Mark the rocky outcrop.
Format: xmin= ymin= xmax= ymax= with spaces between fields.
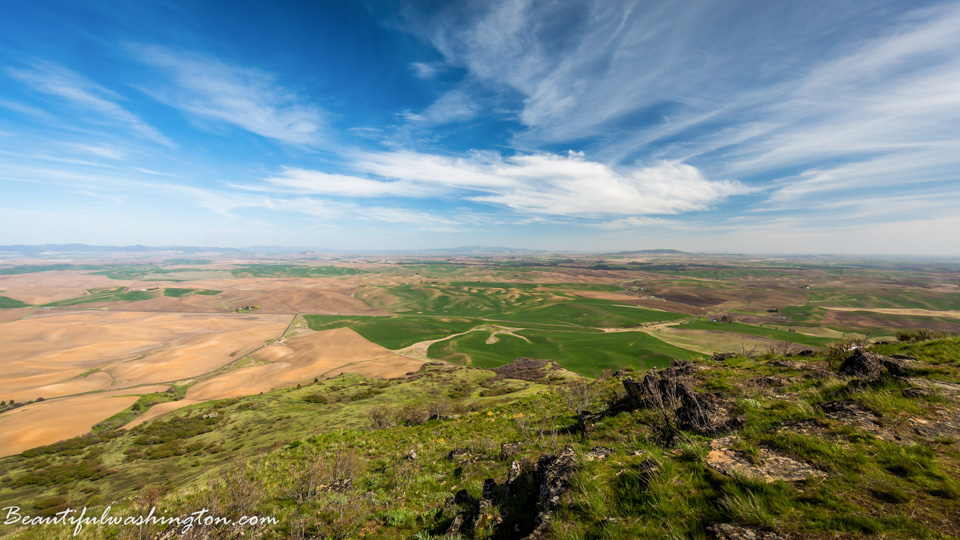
xmin=838 ymin=349 xmax=913 ymax=380
xmin=444 ymin=489 xmax=479 ymax=536
xmin=500 ymin=442 xmax=523 ymax=460
xmin=585 ymin=446 xmax=613 ymax=461
xmin=439 ymin=447 xmax=579 ymax=539
xmin=707 ymin=522 xmax=786 ymax=540
xmin=818 ymin=400 xmax=891 ymax=440
xmin=491 ymin=358 xmax=562 ymax=382
xmin=525 ymin=445 xmax=578 ymax=539
xmin=624 ymin=365 xmax=740 ymax=435
xmin=706 ymin=436 xmax=827 ymax=483
xmin=905 ymin=377 xmax=960 ymax=401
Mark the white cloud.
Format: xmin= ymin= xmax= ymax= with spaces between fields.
xmin=131 ymin=45 xmax=325 ymax=146
xmin=403 ymin=89 xmax=479 ymax=126
xmin=409 ymin=61 xmax=443 ymax=79
xmin=398 ymin=1 xmax=960 ymax=231
xmin=258 ymin=168 xmax=437 ymax=198
xmin=6 ymin=62 xmax=174 ymax=147
xmin=253 ymin=149 xmax=751 ymax=217
xmin=67 ymin=144 xmax=125 ymax=160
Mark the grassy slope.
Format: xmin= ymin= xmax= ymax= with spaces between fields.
xmin=0 ymin=296 xmax=30 ymax=308
xmin=231 ymin=264 xmax=366 ymax=278
xmin=162 ymin=288 xmax=221 ymax=297
xmin=1 ymin=339 xmax=958 ymax=538
xmin=356 ymin=284 xmax=685 ymax=326
xmin=304 ymin=315 xmax=480 ymax=350
xmin=41 ymin=287 xmax=162 ymax=307
xmin=428 ymin=329 xmax=699 ymax=374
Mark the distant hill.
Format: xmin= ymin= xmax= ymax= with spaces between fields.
xmin=0 ymin=244 xmax=247 ymax=255
xmin=608 ymin=248 xmax=690 ymax=255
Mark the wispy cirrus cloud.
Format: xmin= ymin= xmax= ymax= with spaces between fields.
xmin=408 ymin=61 xmax=444 ymax=79
xmin=6 ymin=61 xmax=174 ymax=147
xmin=130 ymin=45 xmax=325 ymax=146
xmin=397 ymin=0 xmax=960 ymax=230
xmin=402 ymin=88 xmax=479 ymax=126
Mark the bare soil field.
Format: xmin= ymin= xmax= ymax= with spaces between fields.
xmin=571 ymin=290 xmax=705 ymax=315
xmin=826 ymin=307 xmax=960 ymax=319
xmin=0 ymin=307 xmax=33 ymax=322
xmin=86 ymin=279 xmax=393 ymax=315
xmin=0 ymin=385 xmax=170 ymax=458
xmin=0 ymin=310 xmax=290 ymax=402
xmin=642 ymin=327 xmax=786 ymax=355
xmin=125 ymin=328 xmax=423 ymax=427
xmin=823 ymin=310 xmax=960 ymax=332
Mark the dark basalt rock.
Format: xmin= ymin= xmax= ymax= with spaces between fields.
xmin=447 ymin=448 xmax=470 ymax=461
xmin=624 ymin=366 xmax=740 ymax=434
xmin=839 ymin=349 xmax=914 ymax=380
xmin=500 ymin=441 xmax=522 ymax=460
xmin=524 ymin=445 xmax=578 ymax=539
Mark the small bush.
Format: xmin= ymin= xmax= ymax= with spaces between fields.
xmin=397 ymin=404 xmax=429 ymax=426
xmin=368 ymin=405 xmax=395 ymax=429
xmin=897 ymin=329 xmax=950 ymax=342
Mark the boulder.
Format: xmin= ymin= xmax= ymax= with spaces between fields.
xmin=838 ymin=349 xmax=914 ymax=380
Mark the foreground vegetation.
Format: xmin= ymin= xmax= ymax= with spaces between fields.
xmin=1 ymin=333 xmax=958 ymax=539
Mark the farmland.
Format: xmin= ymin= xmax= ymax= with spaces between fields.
xmin=1 ymin=251 xmax=958 ymax=460
xmin=1 ymin=251 xmax=959 ymax=538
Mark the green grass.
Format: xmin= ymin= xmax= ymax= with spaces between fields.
xmin=444 ymin=281 xmax=622 ymax=292
xmin=162 ymin=287 xmax=222 ymax=297
xmin=780 ymin=304 xmax=827 ymax=322
xmin=41 ymin=286 xmax=163 ymax=307
xmin=676 ymin=320 xmax=836 ymax=347
xmin=231 ymin=264 xmax=367 ymax=278
xmin=428 ymin=328 xmax=699 ymax=374
xmin=358 ymin=284 xmax=684 ymax=327
xmin=504 ymin=298 xmax=686 ymax=327
xmin=2 ymin=336 xmax=960 ymax=539
xmin=0 ymin=295 xmax=30 ymax=308
xmin=304 ymin=315 xmax=479 ymax=349
xmin=0 ymin=264 xmax=101 ymax=275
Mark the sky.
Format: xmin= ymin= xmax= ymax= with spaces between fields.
xmin=1 ymin=0 xmax=959 ymax=254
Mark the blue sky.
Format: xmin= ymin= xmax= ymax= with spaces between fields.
xmin=2 ymin=0 xmax=959 ymax=254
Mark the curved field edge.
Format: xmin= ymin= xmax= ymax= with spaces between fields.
xmin=426 ymin=328 xmax=700 ymax=374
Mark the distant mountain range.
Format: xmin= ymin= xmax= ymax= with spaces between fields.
xmin=0 ymin=244 xmax=549 ymax=256
xmin=0 ymin=244 xmax=248 ymax=255
xmin=0 ymin=244 xmax=699 ymax=257
xmin=608 ymin=249 xmax=690 ymax=255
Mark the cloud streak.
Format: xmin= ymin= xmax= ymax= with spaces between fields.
xmin=6 ymin=62 xmax=174 ymax=147
xmin=131 ymin=45 xmax=325 ymax=146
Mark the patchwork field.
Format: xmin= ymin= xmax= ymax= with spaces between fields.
xmin=1 ymin=252 xmax=958 ymax=459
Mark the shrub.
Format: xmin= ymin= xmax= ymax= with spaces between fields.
xmin=897 ymin=329 xmax=950 ymax=342
xmin=397 ymin=403 xmax=430 ymax=426
xmin=368 ymin=405 xmax=395 ymax=429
